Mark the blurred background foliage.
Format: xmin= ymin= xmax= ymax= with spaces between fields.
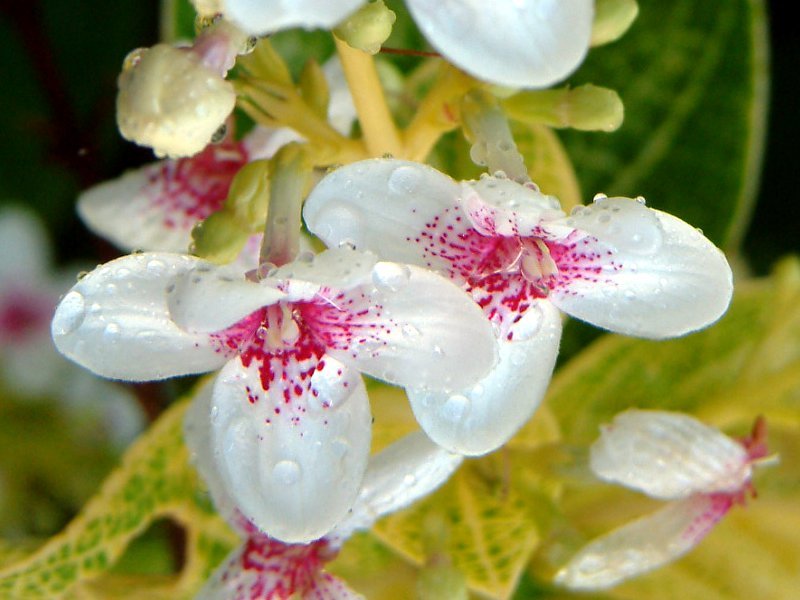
xmin=0 ymin=0 xmax=798 ymax=598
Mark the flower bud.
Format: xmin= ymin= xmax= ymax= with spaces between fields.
xmin=592 ymin=0 xmax=639 ymax=46
xmin=334 ymin=0 xmax=396 ymax=55
xmin=116 ymin=44 xmax=235 ymax=158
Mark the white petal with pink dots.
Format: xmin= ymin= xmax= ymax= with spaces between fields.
xmin=555 ymin=494 xmax=734 ymax=590
xmin=542 ymin=198 xmax=733 ymax=339
xmin=211 ymin=354 xmax=372 ymax=543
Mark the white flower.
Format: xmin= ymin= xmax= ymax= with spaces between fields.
xmin=51 ymin=247 xmax=495 ymax=541
xmin=555 ymin=409 xmax=769 ymax=590
xmin=217 ymin=0 xmax=594 ymax=88
xmin=84 ymin=58 xmax=355 ymax=257
xmin=0 ymin=208 xmax=144 ymax=448
xmin=303 ymin=159 xmax=733 ymax=456
xmin=184 ymin=380 xmax=462 ymax=599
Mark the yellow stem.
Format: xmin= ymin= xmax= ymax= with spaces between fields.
xmin=335 ymin=36 xmax=402 ymax=157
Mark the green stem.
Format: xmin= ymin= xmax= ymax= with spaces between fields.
xmin=335 ymin=36 xmax=402 ymax=157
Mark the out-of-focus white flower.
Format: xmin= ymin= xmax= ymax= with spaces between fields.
xmin=213 ymin=0 xmax=593 ymax=88
xmin=51 ymin=247 xmax=495 ymax=542
xmin=0 ymin=208 xmax=144 ymax=448
xmin=555 ymin=409 xmax=770 ymax=590
xmin=304 ymin=159 xmax=733 ymax=456
xmin=185 ymin=380 xmax=462 ymax=599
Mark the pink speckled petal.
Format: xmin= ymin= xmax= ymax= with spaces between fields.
xmin=590 ymin=410 xmax=751 ymax=500
xmin=406 ymin=0 xmax=593 ymax=88
xmin=196 ymin=535 xmax=363 ymax=600
xmin=224 ymin=0 xmax=364 ymax=35
xmin=210 ymin=353 xmax=371 ymax=543
xmin=78 ymin=140 xmax=249 ymax=253
xmin=331 ymin=431 xmax=463 ymax=541
xmin=51 ymin=253 xmax=229 ymax=381
xmin=542 ymin=198 xmax=733 ymax=338
xmin=304 ymin=159 xmax=466 ymax=280
xmin=555 ymin=494 xmax=734 ymax=590
xmin=301 ymin=261 xmax=496 ymax=392
xmin=459 ymin=177 xmax=564 ymax=238
xmin=407 ymin=300 xmax=561 ymax=455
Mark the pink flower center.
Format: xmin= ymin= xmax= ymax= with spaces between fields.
xmin=0 ymin=288 xmax=53 ymax=344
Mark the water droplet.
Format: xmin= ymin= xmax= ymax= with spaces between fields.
xmin=635 ymin=196 xmax=647 ymax=205
xmin=122 ymin=48 xmax=146 ymax=71
xmin=403 ymin=473 xmax=417 ymax=486
xmin=331 ymin=437 xmax=349 ymax=459
xmin=210 ymin=405 xmax=220 ymax=422
xmin=471 ymin=383 xmax=484 ymax=397
xmin=54 ymin=291 xmax=86 ymax=335
xmin=255 ymin=325 xmax=269 ymax=339
xmin=371 ymin=262 xmax=411 ymax=292
xmin=272 ymin=460 xmax=301 ymax=485
xmin=441 ymin=394 xmax=470 ymax=423
xmin=210 ymin=122 xmax=227 ymax=144
xmin=593 ymin=192 xmax=608 ymax=202
xmin=103 ymin=322 xmax=121 ymax=341
xmin=338 ymin=239 xmax=357 ymax=250
xmin=401 ymin=323 xmax=421 ymax=339
xmin=113 ymin=267 xmax=131 ymax=280
xmin=432 ymin=345 xmax=445 ymax=357
xmin=623 ymin=289 xmax=636 ymax=299
xmin=147 ymin=259 xmax=166 ymax=275
xmin=388 ymin=165 xmax=421 ymax=195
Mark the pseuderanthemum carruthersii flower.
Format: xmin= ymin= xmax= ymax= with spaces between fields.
xmin=51 ymin=246 xmax=495 ymax=542
xmin=303 ymin=159 xmax=733 ymax=456
xmin=185 ymin=380 xmax=463 ymax=599
xmin=555 ymin=409 xmax=769 ymax=590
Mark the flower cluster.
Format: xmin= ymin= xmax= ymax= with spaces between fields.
xmin=43 ymin=1 xmax=762 ymax=596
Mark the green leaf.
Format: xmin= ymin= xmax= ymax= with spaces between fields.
xmin=562 ymin=0 xmax=769 ymax=249
xmin=373 ymin=465 xmax=541 ymax=599
xmin=0 ymin=389 xmax=236 ymax=599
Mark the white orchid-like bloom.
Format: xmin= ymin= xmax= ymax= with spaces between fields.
xmin=208 ymin=0 xmax=594 ymax=88
xmin=556 ymin=409 xmax=769 ymax=590
xmin=0 ymin=208 xmax=144 ymax=448
xmin=51 ymin=245 xmax=494 ymax=542
xmin=88 ymin=59 xmax=356 ymax=255
xmin=303 ymin=159 xmax=733 ymax=456
xmin=185 ymin=381 xmax=462 ymax=599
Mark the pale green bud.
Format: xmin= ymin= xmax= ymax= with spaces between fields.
xmin=334 ymin=0 xmax=396 ymax=55
xmin=592 ymin=0 xmax=639 ymax=46
xmin=117 ymin=44 xmax=235 ymax=158
xmin=502 ymin=84 xmax=624 ymax=132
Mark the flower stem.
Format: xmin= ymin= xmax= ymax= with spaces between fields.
xmin=334 ymin=36 xmax=402 ymax=157
xmin=260 ymin=143 xmax=311 ymax=269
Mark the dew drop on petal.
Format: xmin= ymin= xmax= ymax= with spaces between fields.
xmin=403 ymin=473 xmax=417 ymax=485
xmin=272 ymin=460 xmax=301 ymax=485
xmin=593 ymin=192 xmax=608 ymax=203
xmin=103 ymin=322 xmax=121 ymax=341
xmin=113 ymin=267 xmax=131 ymax=280
xmin=314 ymin=204 xmax=363 ymax=247
xmin=388 ymin=165 xmax=421 ymax=195
xmin=147 ymin=259 xmax=166 ymax=275
xmin=441 ymin=394 xmax=470 ymax=423
xmin=54 ymin=291 xmax=86 ymax=335
xmin=401 ymin=323 xmax=421 ymax=339
xmin=371 ymin=262 xmax=411 ymax=292
xmin=331 ymin=437 xmax=350 ymax=459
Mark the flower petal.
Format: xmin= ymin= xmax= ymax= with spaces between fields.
xmin=407 ymin=301 xmax=561 ymax=455
xmin=330 ymin=431 xmax=463 ymax=541
xmin=77 ymin=140 xmax=249 ymax=253
xmin=543 ymin=198 xmax=733 ymax=338
xmin=183 ymin=378 xmax=240 ymax=527
xmin=405 ymin=0 xmax=593 ymax=88
xmin=210 ymin=353 xmax=372 ymax=543
xmin=196 ymin=537 xmax=363 ymax=600
xmin=0 ymin=207 xmax=49 ymax=282
xmin=167 ymin=263 xmax=284 ymax=333
xmin=51 ymin=253 xmax=229 ymax=381
xmin=223 ymin=0 xmax=364 ymax=35
xmin=302 ymin=261 xmax=497 ymax=392
xmin=303 ymin=159 xmax=465 ymax=276
xmin=590 ymin=410 xmax=751 ymax=500
xmin=555 ymin=494 xmax=734 ymax=590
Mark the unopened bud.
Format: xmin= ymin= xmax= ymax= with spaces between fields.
xmin=501 ymin=84 xmax=624 ymax=132
xmin=334 ymin=0 xmax=396 ymax=55
xmin=592 ymin=0 xmax=639 ymax=46
xmin=116 ymin=44 xmax=235 ymax=158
